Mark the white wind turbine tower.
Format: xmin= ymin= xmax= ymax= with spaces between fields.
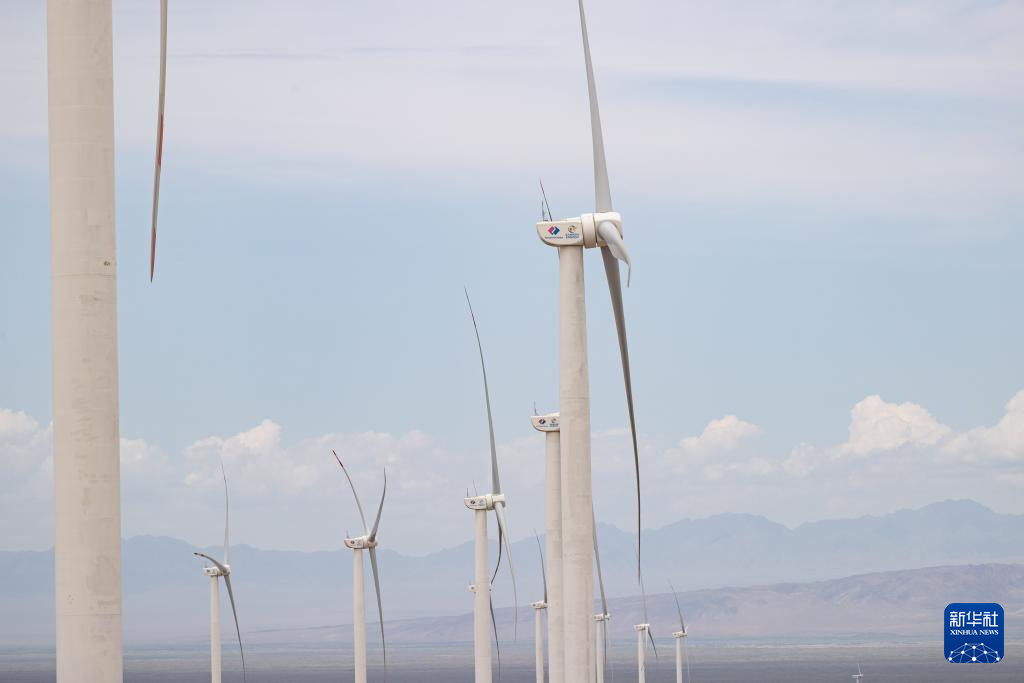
xmin=464 ymin=291 xmax=518 ymax=683
xmin=633 ymin=548 xmax=657 ymax=683
xmin=531 ymin=410 xmax=612 ymax=683
xmin=193 ymin=466 xmax=246 ymax=683
xmin=534 ymin=1 xmax=643 ymax=678
xmin=332 ymin=451 xmax=387 ymax=683
xmin=532 ymin=534 xmax=548 ymax=683
xmin=852 ymin=663 xmax=865 ymax=682
xmin=669 ymin=582 xmax=691 ymax=683
xmin=531 ymin=410 xmax=564 ymax=683
xmin=48 ymin=0 xmax=122 ymax=678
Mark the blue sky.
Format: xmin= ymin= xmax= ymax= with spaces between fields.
xmin=1 ymin=0 xmax=1022 ymax=553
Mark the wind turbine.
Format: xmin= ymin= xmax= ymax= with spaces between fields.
xmin=332 ymin=451 xmax=387 ymax=683
xmin=531 ymin=534 xmax=548 ymax=683
xmin=48 ymin=0 xmax=123 ymax=678
xmin=534 ymin=2 xmax=642 ymax=677
xmin=192 ymin=465 xmax=246 ymax=683
xmin=464 ymin=291 xmax=518 ymax=683
xmin=592 ymin=512 xmax=610 ymax=683
xmin=852 ymin=663 xmax=865 ymax=682
xmin=531 ymin=410 xmax=564 ymax=683
xmin=669 ymin=582 xmax=691 ymax=683
xmin=149 ymin=0 xmax=168 ymax=280
xmin=633 ymin=547 xmax=656 ymax=683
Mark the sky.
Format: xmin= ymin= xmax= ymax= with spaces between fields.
xmin=1 ymin=0 xmax=1022 ymax=555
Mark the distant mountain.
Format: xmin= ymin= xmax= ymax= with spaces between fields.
xmin=2 ymin=499 xmax=1021 ymax=646
xmin=248 ymin=562 xmax=1024 ymax=645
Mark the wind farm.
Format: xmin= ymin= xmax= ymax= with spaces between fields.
xmin=2 ymin=0 xmax=1023 ymax=682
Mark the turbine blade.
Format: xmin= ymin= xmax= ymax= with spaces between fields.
xmin=490 ymin=594 xmax=502 ymax=682
xmin=494 ymin=504 xmax=518 ymax=639
xmin=193 ymin=551 xmax=228 ymax=575
xmin=534 ymin=531 xmax=547 ymax=604
xmin=598 ymin=221 xmax=631 ymax=286
xmin=369 ymin=467 xmax=387 ymax=543
xmin=577 ymin=0 xmax=612 ymax=212
xmin=592 ymin=508 xmax=608 ymax=617
xmin=685 ymin=636 xmax=692 ymax=682
xmin=648 ymin=627 xmax=658 ymax=659
xmin=539 ymin=179 xmax=553 ymax=223
xmin=222 ymin=574 xmax=247 ymax=682
xmin=634 ymin=544 xmax=649 ymax=624
xmin=602 ymin=246 xmax=641 ymax=581
xmin=369 ymin=546 xmax=387 ymax=677
xmin=669 ymin=580 xmax=685 ymax=633
xmin=150 ymin=0 xmax=168 ymax=281
xmin=333 ymin=450 xmax=369 ymax=535
xmin=221 ymin=462 xmax=229 ymax=566
xmin=464 ymin=289 xmax=501 ymax=496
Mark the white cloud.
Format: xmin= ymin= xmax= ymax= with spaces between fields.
xmin=678 ymin=415 xmax=763 ymax=460
xmin=3 ymin=0 xmax=1021 ymax=220
xmin=4 ymin=390 xmax=1024 ymax=551
xmin=944 ymin=390 xmax=1024 ymax=462
xmin=836 ymin=395 xmax=951 ymax=456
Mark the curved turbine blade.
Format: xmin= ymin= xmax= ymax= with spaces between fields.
xmin=494 ymin=504 xmax=518 ymax=639
xmin=602 ymin=247 xmax=641 ymax=581
xmin=577 ymin=0 xmax=612 ymax=212
xmin=193 ymin=551 xmax=227 ymax=575
xmin=369 ymin=546 xmax=387 ymax=678
xmin=648 ymin=627 xmax=658 ymax=659
xmin=222 ymin=574 xmax=247 ymax=682
xmin=685 ymin=636 xmax=692 ymax=682
xmin=369 ymin=467 xmax=387 ymax=543
xmin=220 ymin=463 xmax=229 ymax=565
xmin=332 ymin=450 xmax=369 ymax=535
xmin=490 ymin=594 xmax=502 ymax=681
xmin=534 ymin=531 xmax=547 ymax=604
xmin=592 ymin=509 xmax=607 ymax=618
xmin=464 ymin=288 xmax=501 ymax=496
xmin=150 ymin=0 xmax=168 ymax=281
xmin=539 ymin=179 xmax=553 ymax=223
xmin=669 ymin=580 xmax=686 ymax=633
xmin=598 ymin=221 xmax=632 ymax=286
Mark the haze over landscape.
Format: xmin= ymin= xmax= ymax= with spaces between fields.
xmin=2 ymin=0 xmax=1022 ymax=680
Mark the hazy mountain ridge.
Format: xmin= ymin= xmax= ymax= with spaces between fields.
xmin=248 ymin=562 xmax=1024 ymax=644
xmin=2 ymin=499 xmax=1021 ymax=645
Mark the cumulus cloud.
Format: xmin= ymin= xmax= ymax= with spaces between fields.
xmin=4 ymin=390 xmax=1024 ymax=551
xmin=678 ymin=415 xmax=763 ymax=460
xmin=836 ymin=395 xmax=952 ymax=456
xmin=944 ymin=390 xmax=1024 ymax=463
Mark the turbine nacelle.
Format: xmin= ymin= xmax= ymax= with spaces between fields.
xmin=464 ymin=492 xmax=506 ymax=511
xmin=202 ymin=563 xmax=230 ymax=578
xmin=672 ymin=630 xmax=687 ymax=639
xmin=536 ymin=212 xmax=622 ymax=250
xmin=634 ymin=623 xmax=650 ymax=632
xmin=344 ymin=535 xmax=378 ymax=550
xmin=594 ymin=613 xmax=610 ymax=623
xmin=531 ymin=412 xmax=560 ymax=433
xmin=530 ymin=600 xmax=548 ymax=610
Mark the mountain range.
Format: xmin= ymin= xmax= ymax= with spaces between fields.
xmin=1 ymin=499 xmax=1021 ymax=645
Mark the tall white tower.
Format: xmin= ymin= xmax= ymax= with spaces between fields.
xmin=47 ymin=1 xmax=123 ymax=680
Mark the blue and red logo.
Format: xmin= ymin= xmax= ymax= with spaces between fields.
xmin=548 ymin=226 xmax=560 ymax=236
